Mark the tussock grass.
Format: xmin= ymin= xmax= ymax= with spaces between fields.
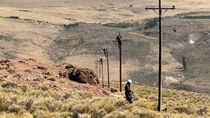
xmin=0 ymin=83 xmax=210 ymax=117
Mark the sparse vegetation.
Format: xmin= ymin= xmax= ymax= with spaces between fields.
xmin=6 ymin=16 xmax=20 ymax=20
xmin=103 ymin=22 xmax=137 ymax=29
xmin=180 ymin=15 xmax=210 ymax=19
xmin=64 ymin=23 xmax=80 ymax=29
xmin=103 ymin=18 xmax=158 ymax=31
xmin=1 ymin=82 xmax=17 ymax=89
xmin=0 ymin=83 xmax=210 ymax=117
xmin=129 ymin=4 xmax=133 ymax=8
xmin=143 ymin=18 xmax=158 ymax=29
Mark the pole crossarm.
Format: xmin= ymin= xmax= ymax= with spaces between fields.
xmin=145 ymin=7 xmax=175 ymax=10
xmin=145 ymin=6 xmax=175 ymax=16
xmin=101 ymin=48 xmax=108 ymax=58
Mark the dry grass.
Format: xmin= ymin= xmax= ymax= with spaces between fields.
xmin=0 ymin=83 xmax=210 ymax=118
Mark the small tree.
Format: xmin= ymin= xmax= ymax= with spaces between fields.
xmin=182 ymin=56 xmax=187 ymax=71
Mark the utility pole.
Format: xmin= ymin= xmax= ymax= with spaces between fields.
xmin=113 ymin=32 xmax=127 ymax=92
xmin=99 ymin=58 xmax=104 ymax=88
xmin=102 ymin=48 xmax=110 ymax=89
xmin=95 ymin=60 xmax=99 ymax=76
xmin=145 ymin=0 xmax=175 ymax=111
xmin=96 ymin=59 xmax=101 ymax=78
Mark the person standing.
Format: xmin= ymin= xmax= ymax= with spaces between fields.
xmin=125 ymin=79 xmax=133 ymax=104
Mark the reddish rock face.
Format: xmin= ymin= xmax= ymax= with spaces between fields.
xmin=0 ymin=58 xmax=108 ymax=96
xmin=59 ymin=64 xmax=99 ymax=85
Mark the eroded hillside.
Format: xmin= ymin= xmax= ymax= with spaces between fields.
xmin=0 ymin=0 xmax=210 ymax=94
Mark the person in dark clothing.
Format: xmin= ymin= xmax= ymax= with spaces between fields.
xmin=125 ymin=79 xmax=133 ymax=104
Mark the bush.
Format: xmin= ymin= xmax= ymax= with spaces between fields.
xmin=6 ymin=16 xmax=20 ymax=19
xmin=174 ymin=106 xmax=196 ymax=115
xmin=64 ymin=23 xmax=79 ymax=29
xmin=181 ymin=15 xmax=210 ymax=19
xmin=139 ymin=112 xmax=160 ymax=118
xmin=0 ymin=113 xmax=17 ymax=118
xmin=8 ymin=104 xmax=24 ymax=113
xmin=144 ymin=18 xmax=158 ymax=29
xmin=71 ymin=104 xmax=89 ymax=114
xmin=104 ymin=110 xmax=132 ymax=118
xmin=21 ymin=112 xmax=33 ymax=118
xmin=115 ymin=100 xmax=127 ymax=107
xmin=0 ymin=95 xmax=12 ymax=111
xmin=19 ymin=85 xmax=27 ymax=92
xmin=1 ymin=82 xmax=17 ymax=89
xmin=103 ymin=22 xmax=136 ymax=29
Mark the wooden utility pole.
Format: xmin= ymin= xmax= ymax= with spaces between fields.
xmin=113 ymin=32 xmax=127 ymax=92
xmin=97 ymin=59 xmax=101 ymax=78
xmin=102 ymin=48 xmax=110 ymax=89
xmin=145 ymin=0 xmax=175 ymax=111
xmin=99 ymin=58 xmax=104 ymax=87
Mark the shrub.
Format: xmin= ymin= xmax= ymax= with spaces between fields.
xmin=64 ymin=23 xmax=79 ymax=29
xmin=43 ymin=99 xmax=64 ymax=112
xmin=6 ymin=16 xmax=20 ymax=19
xmin=96 ymin=109 xmax=107 ymax=118
xmin=19 ymin=85 xmax=27 ymax=92
xmin=124 ymin=104 xmax=134 ymax=111
xmin=103 ymin=22 xmax=135 ymax=28
xmin=1 ymin=82 xmax=17 ymax=89
xmin=181 ymin=15 xmax=210 ymax=19
xmin=40 ymin=85 xmax=48 ymax=91
xmin=115 ymin=100 xmax=127 ymax=107
xmin=71 ymin=104 xmax=89 ymax=114
xmin=0 ymin=113 xmax=17 ymax=118
xmin=182 ymin=56 xmax=187 ymax=71
xmin=21 ymin=112 xmax=33 ymax=118
xmin=45 ymin=112 xmax=72 ymax=118
xmin=174 ymin=106 xmax=196 ymax=115
xmin=8 ymin=104 xmax=24 ymax=113
xmin=0 ymin=95 xmax=12 ymax=111
xmin=32 ymin=110 xmax=45 ymax=118
xmin=104 ymin=110 xmax=131 ymax=118
xmin=78 ymin=92 xmax=92 ymax=99
xmin=144 ymin=18 xmax=158 ymax=29
xmin=139 ymin=111 xmax=161 ymax=118
xmin=92 ymin=99 xmax=115 ymax=113
xmin=25 ymin=99 xmax=33 ymax=111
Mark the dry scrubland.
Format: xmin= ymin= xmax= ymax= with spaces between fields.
xmin=0 ymin=83 xmax=210 ymax=118
xmin=1 ymin=0 xmax=210 ymax=118
xmin=0 ymin=0 xmax=210 ymax=84
xmin=0 ymin=59 xmax=209 ymax=118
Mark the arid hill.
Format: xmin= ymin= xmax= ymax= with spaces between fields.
xmin=0 ymin=58 xmax=108 ymax=96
